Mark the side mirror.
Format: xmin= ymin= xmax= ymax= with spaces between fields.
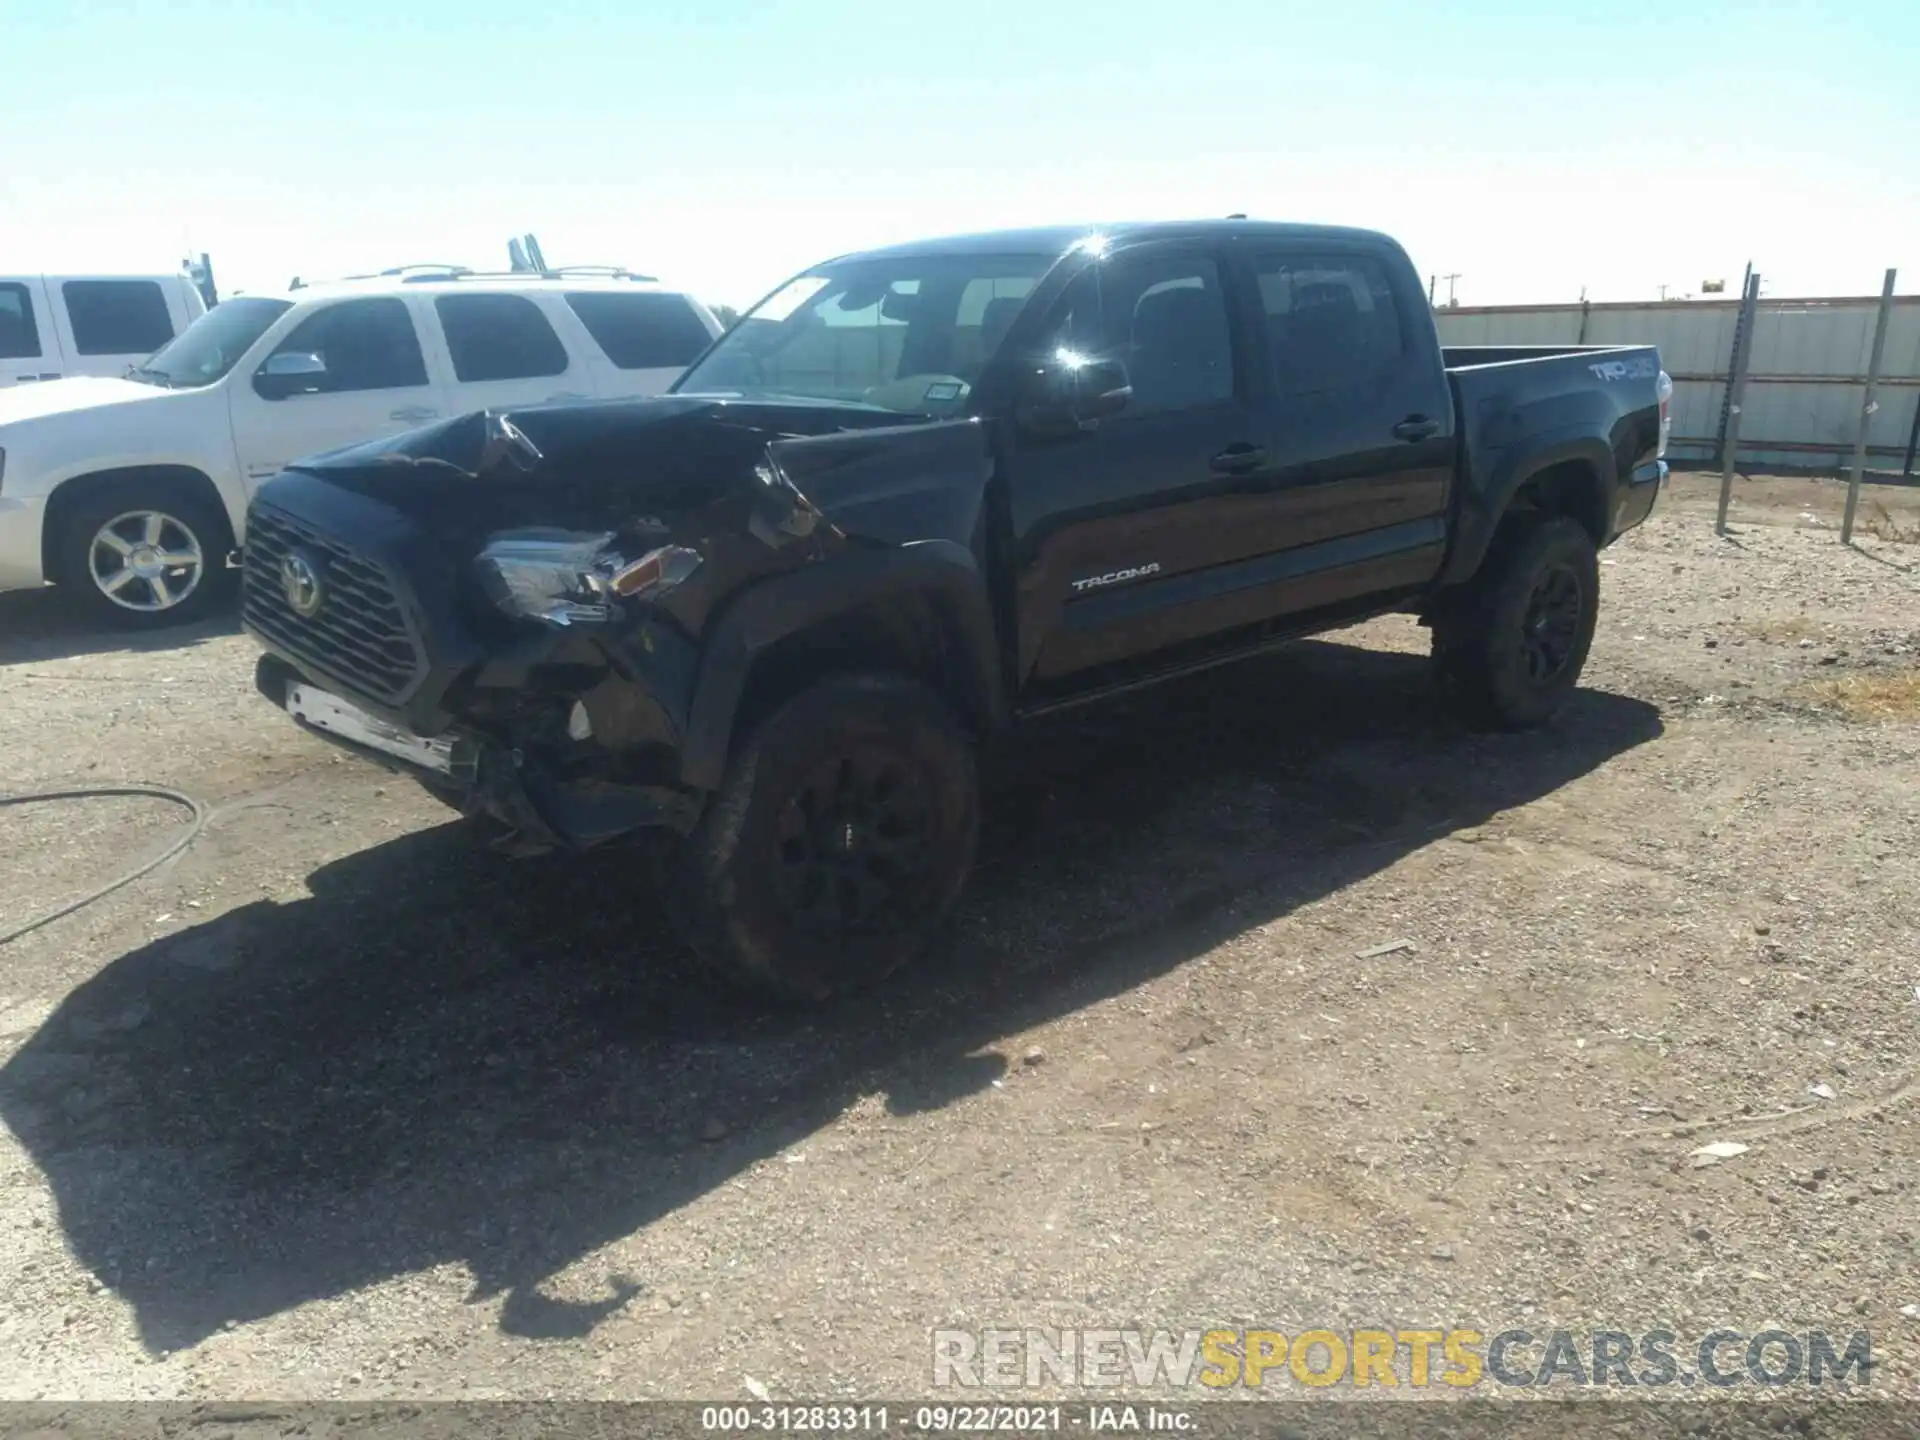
xmin=1014 ymin=351 xmax=1132 ymax=437
xmin=253 ymin=350 xmax=328 ymax=400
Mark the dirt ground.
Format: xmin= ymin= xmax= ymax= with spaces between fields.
xmin=0 ymin=470 xmax=1917 ymax=1407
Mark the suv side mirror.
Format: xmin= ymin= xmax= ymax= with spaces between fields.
xmin=254 ymin=350 xmax=328 ymax=400
xmin=1015 ymin=351 xmax=1132 ymax=437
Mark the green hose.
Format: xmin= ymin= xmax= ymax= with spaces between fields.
xmin=0 ymin=786 xmax=208 ymax=948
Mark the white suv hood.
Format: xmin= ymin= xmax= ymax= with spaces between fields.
xmin=0 ymin=376 xmax=172 ymax=424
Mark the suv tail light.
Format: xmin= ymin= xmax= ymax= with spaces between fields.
xmin=1656 ymin=369 xmax=1673 ymax=458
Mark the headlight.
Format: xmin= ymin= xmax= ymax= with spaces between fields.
xmin=473 ymin=529 xmax=700 ymax=626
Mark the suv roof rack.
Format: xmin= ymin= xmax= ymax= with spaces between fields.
xmin=290 ymin=262 xmax=661 ymax=292
xmin=396 ymin=265 xmax=661 ymax=285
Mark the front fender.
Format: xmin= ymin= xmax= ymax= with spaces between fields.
xmin=678 ymin=539 xmax=1005 ymax=792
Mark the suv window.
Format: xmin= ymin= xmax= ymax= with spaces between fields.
xmin=263 ymin=298 xmax=429 ymax=394
xmin=0 ymin=283 xmax=41 ymax=359
xmin=62 ymin=280 xmax=175 ymax=356
xmin=565 ymin=292 xmax=712 ymax=370
xmin=1049 ymin=254 xmax=1235 ymax=416
xmin=1253 ymin=252 xmax=1405 ymax=393
xmin=435 ymin=293 xmax=569 ymax=382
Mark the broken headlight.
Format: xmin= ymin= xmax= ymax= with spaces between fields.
xmin=473 ymin=529 xmax=700 ymax=627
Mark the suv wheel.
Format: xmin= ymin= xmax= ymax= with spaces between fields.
xmin=1432 ymin=514 xmax=1599 ymax=730
xmin=677 ymin=673 xmax=979 ymax=1003
xmin=58 ymin=480 xmax=236 ymax=630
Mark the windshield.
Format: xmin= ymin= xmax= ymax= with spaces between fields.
xmin=134 ymin=296 xmax=293 ymax=388
xmin=674 ymin=252 xmax=1056 ymax=415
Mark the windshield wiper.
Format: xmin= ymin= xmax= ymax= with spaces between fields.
xmin=127 ymin=365 xmax=174 ymax=389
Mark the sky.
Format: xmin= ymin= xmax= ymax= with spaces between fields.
xmin=3 ymin=0 xmax=1916 ymax=311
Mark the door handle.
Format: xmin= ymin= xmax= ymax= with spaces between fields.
xmin=1209 ymin=443 xmax=1270 ymax=475
xmin=1393 ymin=415 xmax=1440 ymax=442
xmin=389 ymin=406 xmax=439 ymax=423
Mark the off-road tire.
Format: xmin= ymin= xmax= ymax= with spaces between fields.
xmin=1432 ymin=514 xmax=1600 ymax=730
xmin=674 ymin=673 xmax=980 ymax=1004
xmin=56 ymin=477 xmax=237 ymax=631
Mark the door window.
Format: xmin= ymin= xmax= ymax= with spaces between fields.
xmin=0 ymin=284 xmax=41 ymax=359
xmin=1252 ymin=253 xmax=1405 ymax=394
xmin=435 ymin=293 xmax=569 ymax=382
xmin=62 ymin=280 xmax=176 ymax=355
xmin=261 ymin=298 xmax=429 ymax=395
xmin=1049 ymin=255 xmax=1236 ymax=416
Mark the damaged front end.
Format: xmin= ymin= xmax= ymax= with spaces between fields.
xmin=245 ymin=403 xmax=851 ymax=858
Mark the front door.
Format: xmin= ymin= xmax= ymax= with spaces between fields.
xmin=228 ymin=295 xmax=450 ymax=488
xmin=1004 ymin=242 xmax=1278 ymax=690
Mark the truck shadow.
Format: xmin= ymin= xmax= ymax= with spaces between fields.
xmin=0 ymin=636 xmax=1661 ymax=1353
xmin=0 ymin=587 xmax=241 ymax=666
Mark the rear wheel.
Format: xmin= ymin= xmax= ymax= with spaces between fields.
xmin=1432 ymin=514 xmax=1599 ymax=729
xmin=56 ymin=480 xmax=236 ymax=630
xmin=675 ymin=673 xmax=979 ymax=1003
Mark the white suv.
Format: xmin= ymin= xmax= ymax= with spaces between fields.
xmin=0 ymin=266 xmax=723 ymax=627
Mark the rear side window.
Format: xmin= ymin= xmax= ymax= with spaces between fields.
xmin=1253 ymin=253 xmax=1406 ymax=393
xmin=0 ymin=283 xmax=41 ymax=358
xmin=564 ymin=291 xmax=713 ymax=370
xmin=435 ymin=294 xmax=569 ymax=382
xmin=62 ymin=280 xmax=176 ymax=356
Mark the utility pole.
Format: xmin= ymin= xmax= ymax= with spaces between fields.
xmin=1658 ymin=284 xmax=1668 ymax=301
xmin=1428 ymin=274 xmax=1437 ymax=305
xmin=1442 ymin=273 xmax=1461 ymax=306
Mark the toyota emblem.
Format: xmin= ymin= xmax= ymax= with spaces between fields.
xmin=280 ymin=549 xmax=325 ymax=618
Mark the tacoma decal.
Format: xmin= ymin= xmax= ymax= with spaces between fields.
xmin=1071 ymin=563 xmax=1161 ymax=592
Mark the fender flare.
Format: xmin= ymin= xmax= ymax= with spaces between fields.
xmin=1440 ymin=433 xmax=1618 ymax=587
xmin=677 ymin=539 xmax=1006 ymax=792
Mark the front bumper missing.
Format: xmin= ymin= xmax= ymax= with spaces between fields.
xmin=259 ymin=655 xmax=701 ymax=853
xmin=287 ymin=682 xmax=469 ymax=778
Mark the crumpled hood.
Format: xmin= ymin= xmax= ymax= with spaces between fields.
xmin=0 ymin=375 xmax=170 ymax=427
xmin=279 ymin=395 xmax=996 ymax=551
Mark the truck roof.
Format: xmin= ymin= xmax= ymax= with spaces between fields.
xmin=839 ymin=219 xmax=1399 ymax=263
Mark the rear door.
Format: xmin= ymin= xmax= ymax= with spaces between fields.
xmin=560 ymin=290 xmax=722 ymax=397
xmin=1235 ymin=244 xmax=1454 ymax=603
xmin=0 ymin=278 xmax=60 ymax=385
xmin=422 ymin=291 xmax=592 ymax=413
xmin=1002 ymin=240 xmax=1282 ymax=688
xmin=228 ymin=295 xmax=452 ymax=486
xmin=50 ymin=277 xmax=180 ymax=380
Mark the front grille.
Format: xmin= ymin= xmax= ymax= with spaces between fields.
xmin=243 ymin=503 xmax=421 ymax=705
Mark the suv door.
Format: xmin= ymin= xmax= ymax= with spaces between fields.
xmin=423 ymin=291 xmax=590 ymax=413
xmin=0 ymin=279 xmax=59 ymax=385
xmin=228 ymin=296 xmax=450 ymax=487
xmin=1000 ymin=241 xmax=1278 ymax=690
xmin=1237 ymin=244 xmax=1454 ymax=605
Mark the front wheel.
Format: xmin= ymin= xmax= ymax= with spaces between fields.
xmin=1432 ymin=515 xmax=1600 ymax=730
xmin=56 ymin=480 xmax=237 ymax=630
xmin=674 ymin=673 xmax=980 ymax=1004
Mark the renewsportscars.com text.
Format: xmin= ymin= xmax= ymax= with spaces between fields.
xmin=932 ymin=1327 xmax=1874 ymax=1391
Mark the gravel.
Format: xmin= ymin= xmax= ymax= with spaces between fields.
xmin=0 ymin=470 xmax=1915 ymax=1403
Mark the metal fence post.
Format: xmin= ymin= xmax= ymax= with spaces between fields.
xmin=1840 ymin=268 xmax=1898 ymax=544
xmin=1716 ymin=271 xmax=1762 ymax=534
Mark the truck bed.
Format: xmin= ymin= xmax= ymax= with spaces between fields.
xmin=1434 ymin=342 xmax=1666 ymax=587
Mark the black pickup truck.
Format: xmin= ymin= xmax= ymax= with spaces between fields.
xmin=242 ymin=219 xmax=1670 ymax=1002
